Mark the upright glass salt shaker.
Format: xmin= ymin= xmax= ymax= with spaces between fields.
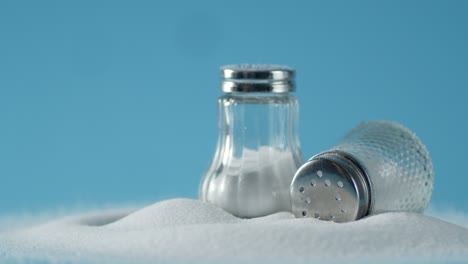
xmin=199 ymin=64 xmax=303 ymax=218
xmin=290 ymin=120 xmax=434 ymax=222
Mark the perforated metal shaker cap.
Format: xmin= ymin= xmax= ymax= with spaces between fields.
xmin=220 ymin=64 xmax=295 ymax=93
xmin=290 ymin=150 xmax=371 ymax=223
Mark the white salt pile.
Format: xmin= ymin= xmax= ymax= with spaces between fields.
xmin=0 ymin=198 xmax=467 ymax=263
xmin=203 ymin=146 xmax=300 ymax=217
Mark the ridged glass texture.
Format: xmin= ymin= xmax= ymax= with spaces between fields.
xmin=199 ymin=93 xmax=303 ymax=218
xmin=333 ymin=121 xmax=434 ymax=214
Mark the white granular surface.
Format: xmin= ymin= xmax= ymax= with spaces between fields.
xmin=0 ymin=199 xmax=467 ymax=263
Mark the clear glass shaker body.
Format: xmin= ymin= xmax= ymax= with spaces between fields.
xmin=199 ymin=65 xmax=303 ymax=218
xmin=333 ymin=120 xmax=434 ymax=214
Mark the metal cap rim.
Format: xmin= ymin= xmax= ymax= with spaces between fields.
xmin=221 ymin=64 xmax=294 ymax=81
xmin=221 ymin=80 xmax=294 ymax=93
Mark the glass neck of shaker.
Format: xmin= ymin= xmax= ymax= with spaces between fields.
xmin=217 ymin=92 xmax=301 ymax=162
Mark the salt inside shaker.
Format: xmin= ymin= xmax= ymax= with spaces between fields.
xmin=290 ymin=120 xmax=434 ymax=222
xmin=199 ymin=64 xmax=303 ymax=218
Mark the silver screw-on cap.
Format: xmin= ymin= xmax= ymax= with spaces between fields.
xmin=220 ymin=64 xmax=295 ymax=93
xmin=290 ymin=150 xmax=371 ymax=223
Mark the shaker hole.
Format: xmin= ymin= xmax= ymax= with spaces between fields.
xmin=314 ymin=212 xmax=320 ymax=219
xmin=299 ymin=187 xmax=305 ymax=193
xmin=337 ymin=181 xmax=344 ymax=188
xmin=302 ymin=211 xmax=307 ymax=217
xmin=324 ymin=179 xmax=331 ymax=187
xmin=311 ymin=179 xmax=317 ymax=186
xmin=316 ymin=170 xmax=323 ymax=177
xmin=335 ymin=194 xmax=342 ymax=201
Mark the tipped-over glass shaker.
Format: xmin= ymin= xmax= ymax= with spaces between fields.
xmin=199 ymin=64 xmax=304 ymax=218
xmin=290 ymin=120 xmax=434 ymax=222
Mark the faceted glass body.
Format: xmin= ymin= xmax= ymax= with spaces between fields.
xmin=334 ymin=121 xmax=434 ymax=214
xmin=199 ymin=93 xmax=303 ymax=218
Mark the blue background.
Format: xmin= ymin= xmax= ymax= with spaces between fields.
xmin=0 ymin=0 xmax=467 ymax=214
